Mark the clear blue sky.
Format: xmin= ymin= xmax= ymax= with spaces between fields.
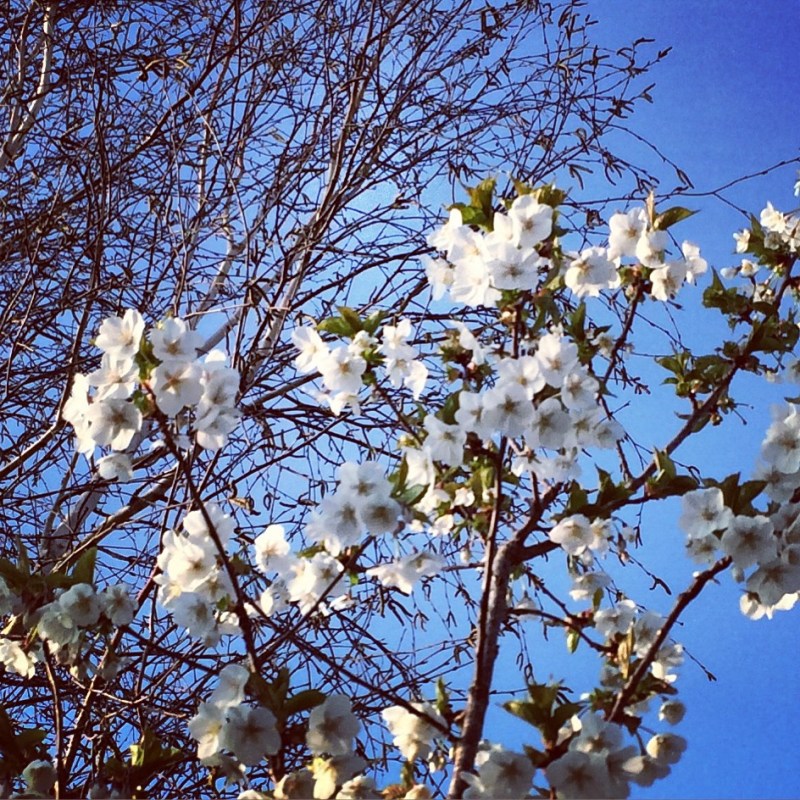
xmin=587 ymin=3 xmax=800 ymax=797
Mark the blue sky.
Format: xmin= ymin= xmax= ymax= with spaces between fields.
xmin=587 ymin=3 xmax=800 ymax=797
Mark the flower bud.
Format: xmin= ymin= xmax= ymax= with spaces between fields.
xmin=646 ymin=733 xmax=687 ymax=765
xmin=658 ymin=700 xmax=686 ymax=725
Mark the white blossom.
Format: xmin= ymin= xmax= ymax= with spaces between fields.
xmin=189 ymin=702 xmax=226 ymax=761
xmin=58 ymin=583 xmax=101 ymax=627
xmin=720 ymin=515 xmax=777 ymax=569
xmin=607 ymin=208 xmax=647 ymax=260
xmin=678 ymin=488 xmax=733 ymax=537
xmin=152 ymin=360 xmax=204 ymax=416
xmin=318 ymin=348 xmax=366 ymax=395
xmin=210 ymin=664 xmax=250 ymax=710
xmin=150 ymin=317 xmax=203 ymax=362
xmin=367 ymin=551 xmax=444 ymax=595
xmin=564 ymin=247 xmax=618 ymax=297
xmin=22 ymin=760 xmax=57 ymax=795
xmin=508 ymin=195 xmax=553 ymax=248
xmin=100 ymin=584 xmax=136 ymax=626
xmin=658 ymin=700 xmax=686 ymax=725
xmin=95 ymin=309 xmax=145 ymax=360
xmin=423 ymin=415 xmax=465 ymax=466
xmin=0 ymin=638 xmax=37 ymax=677
xmin=253 ymin=525 xmax=295 ymax=575
xmin=293 ymin=326 xmax=331 ymax=374
xmin=381 ymin=703 xmax=444 ymax=762
xmin=85 ymin=399 xmax=142 ymax=451
xmin=221 ymin=705 xmax=280 ymax=765
xmin=87 ymin=355 xmax=138 ymax=401
xmin=97 ymin=452 xmax=134 ymax=482
xmin=307 ymin=694 xmax=360 ymax=756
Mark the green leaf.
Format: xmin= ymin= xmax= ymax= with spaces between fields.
xmin=703 ymin=270 xmax=749 ymax=316
xmin=617 ymin=629 xmax=635 ymax=679
xmin=439 ymin=392 xmax=460 ymax=425
xmin=511 ymin=176 xmax=534 ymax=197
xmin=317 ymin=316 xmax=354 ymax=337
xmin=568 ymin=303 xmax=587 ymax=341
xmin=653 ymin=449 xmax=676 ymax=481
xmin=395 ymin=483 xmax=429 ymax=507
xmin=15 ymin=537 xmax=31 ymax=577
xmin=595 ymin=468 xmax=633 ymax=509
xmin=466 ymin=177 xmax=496 ymax=219
xmin=563 ymin=482 xmax=589 ymax=515
xmin=128 ymin=728 xmax=183 ymax=789
xmin=400 ymin=761 xmax=415 ymax=789
xmin=646 ymin=473 xmax=699 ymax=500
xmin=523 ymin=745 xmax=546 ymax=767
xmin=296 ymin=543 xmax=325 ymax=559
xmin=248 ymin=669 xmax=291 ymax=719
xmin=337 ymin=306 xmax=363 ymax=335
xmin=448 ymin=202 xmax=489 ymax=229
xmin=130 ymin=729 xmax=159 ymax=768
xmin=703 ymin=472 xmax=742 ymax=511
xmin=0 ymin=707 xmax=22 ymax=761
xmin=435 ymin=677 xmax=452 ymax=718
xmin=550 ymin=701 xmax=582 ymax=732
xmin=503 ymin=699 xmax=549 ymax=729
xmin=543 ymin=262 xmax=563 ymax=291
xmin=15 ymin=727 xmax=46 ymax=751
xmin=0 ymin=558 xmax=27 ymax=592
xmin=653 ymin=206 xmax=697 ymax=230
xmin=702 ymin=474 xmax=766 ymax=515
xmin=130 ymin=389 xmax=154 ymax=416
xmin=71 ymin=547 xmax=97 ymax=585
xmin=473 ymin=464 xmax=496 ymax=500
xmin=45 ymin=571 xmax=74 ymax=590
xmin=284 ymin=689 xmax=326 ymax=717
xmin=390 ymin=457 xmax=409 ymax=493
xmin=534 ymin=183 xmax=567 ymax=208
xmin=737 ymin=480 xmax=767 ymax=510
xmin=656 ymin=350 xmax=690 ymax=379
xmin=362 ymin=311 xmax=386 ymax=336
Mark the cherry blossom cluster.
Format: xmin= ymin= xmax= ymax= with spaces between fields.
xmin=737 ymin=202 xmax=800 ymax=259
xmin=399 ymin=326 xmax=624 ymax=513
xmin=0 ymin=574 xmax=39 ymax=677
xmin=191 ymin=672 xmax=378 ymax=799
xmin=606 ymin=209 xmax=707 ymax=301
xmin=544 ymin=712 xmax=686 ymax=798
xmin=679 ymin=484 xmax=800 ymax=619
xmin=250 ymin=462 xmax=445 ymax=617
xmin=253 ymin=523 xmax=347 ymax=618
xmin=272 ymin=695 xmax=374 ymax=799
xmin=461 ymin=745 xmax=535 ymax=799
xmin=719 ymin=201 xmax=800 ymax=293
xmin=382 ymin=702 xmax=444 ymax=763
xmin=189 ymin=665 xmax=279 ymax=769
xmin=63 ymin=311 xmax=241 ymax=478
xmin=155 ymin=502 xmax=241 ymax=645
xmin=293 ymin=317 xmax=428 ymax=415
xmin=0 ymin=577 xmax=135 ymax=682
xmin=423 ymin=192 xmax=707 ymax=306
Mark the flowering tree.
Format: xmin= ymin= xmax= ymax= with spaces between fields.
xmin=1 ymin=1 xmax=799 ymax=798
